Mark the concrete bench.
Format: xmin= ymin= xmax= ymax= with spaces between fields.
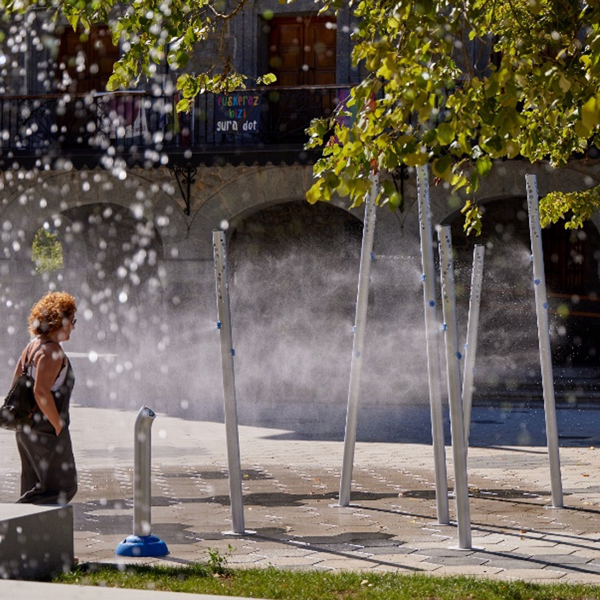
xmin=0 ymin=504 xmax=73 ymax=579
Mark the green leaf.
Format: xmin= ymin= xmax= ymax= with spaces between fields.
xmin=581 ymin=94 xmax=600 ymax=131
xmin=257 ymin=73 xmax=277 ymax=85
xmin=475 ymin=156 xmax=492 ymax=177
xmin=382 ymin=179 xmax=396 ymax=197
xmin=432 ymin=155 xmax=452 ymax=180
xmin=461 ymin=201 xmax=483 ymax=236
xmin=176 ymin=98 xmax=191 ymax=113
xmin=307 ymin=180 xmax=324 ymax=204
xmin=436 ymin=122 xmax=455 ymax=146
xmin=388 ymin=191 xmax=403 ymax=212
xmin=65 ymin=12 xmax=79 ymax=31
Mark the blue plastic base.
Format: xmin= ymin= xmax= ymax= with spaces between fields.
xmin=115 ymin=534 xmax=169 ymax=557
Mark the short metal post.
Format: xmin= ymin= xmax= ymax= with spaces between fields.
xmin=416 ymin=165 xmax=449 ymax=525
xmin=438 ymin=225 xmax=472 ymax=549
xmin=213 ymin=229 xmax=248 ymax=534
xmin=115 ymin=406 xmax=169 ymax=557
xmin=525 ymin=174 xmax=564 ymax=508
xmin=462 ymin=245 xmax=485 ymax=446
xmin=339 ymin=173 xmax=378 ymax=507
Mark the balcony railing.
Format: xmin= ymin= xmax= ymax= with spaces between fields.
xmin=0 ymin=86 xmax=349 ymax=168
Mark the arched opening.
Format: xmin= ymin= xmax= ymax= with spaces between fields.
xmin=226 ymin=200 xmax=362 ymax=430
xmin=448 ymin=197 xmax=600 ymax=385
xmin=57 ymin=203 xmax=166 ymax=406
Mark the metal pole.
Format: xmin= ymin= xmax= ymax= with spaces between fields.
xmin=134 ymin=406 xmax=155 ymax=537
xmin=339 ymin=173 xmax=378 ymax=507
xmin=525 ymin=174 xmax=564 ymax=508
xmin=213 ymin=229 xmax=247 ymax=533
xmin=416 ymin=165 xmax=449 ymax=525
xmin=438 ymin=225 xmax=472 ymax=549
xmin=462 ymin=245 xmax=485 ymax=446
xmin=115 ymin=406 xmax=168 ymax=557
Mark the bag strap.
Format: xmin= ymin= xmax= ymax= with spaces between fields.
xmin=22 ymin=340 xmax=58 ymax=375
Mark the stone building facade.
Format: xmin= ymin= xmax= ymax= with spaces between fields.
xmin=1 ymin=2 xmax=599 ymax=440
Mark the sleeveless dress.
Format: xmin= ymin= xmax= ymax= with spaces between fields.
xmin=15 ymin=340 xmax=78 ymax=505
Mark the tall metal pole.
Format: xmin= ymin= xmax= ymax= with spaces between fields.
xmin=462 ymin=245 xmax=485 ymax=446
xmin=339 ymin=173 xmax=379 ymax=507
xmin=438 ymin=225 xmax=472 ymax=549
xmin=525 ymin=174 xmax=564 ymax=508
xmin=416 ymin=165 xmax=449 ymax=525
xmin=213 ymin=229 xmax=246 ymax=533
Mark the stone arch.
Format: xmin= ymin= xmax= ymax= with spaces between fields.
xmin=186 ymin=164 xmax=358 ymax=257
xmin=428 ymin=159 xmax=600 ymax=228
xmin=0 ymin=168 xmax=194 ymax=410
xmin=215 ymin=198 xmax=364 ymax=431
xmin=59 ymin=200 xmax=161 ymax=362
xmin=0 ymin=168 xmax=189 ymax=262
xmin=50 ymin=199 xmax=174 ymax=410
xmin=443 ymin=196 xmax=600 ymax=375
xmin=58 ymin=201 xmax=164 ymax=292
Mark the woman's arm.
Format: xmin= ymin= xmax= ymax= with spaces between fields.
xmin=11 ymin=343 xmax=31 ymax=385
xmin=32 ymin=342 xmax=64 ymax=436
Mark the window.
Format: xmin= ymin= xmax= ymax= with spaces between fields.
xmin=57 ymin=25 xmax=120 ymax=94
xmin=267 ymin=15 xmax=336 ymax=87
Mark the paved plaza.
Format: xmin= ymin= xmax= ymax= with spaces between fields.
xmin=3 ymin=404 xmax=600 ymax=588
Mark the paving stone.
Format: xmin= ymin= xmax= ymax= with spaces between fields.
xmin=530 ymin=554 xmax=591 ymax=564
xmin=422 ymin=556 xmax=490 ymax=567
xmin=494 ymin=568 xmax=567 ymax=580
xmin=249 ymin=547 xmax=316 ymax=558
xmin=351 ymin=546 xmax=416 ymax=556
xmin=227 ymin=554 xmax=266 ymax=564
xmin=305 ymin=543 xmax=364 ymax=552
xmin=371 ymin=555 xmax=439 ymax=570
xmin=254 ymin=556 xmax=326 ymax=567
xmin=524 ymin=545 xmax=576 ymax=555
xmin=8 ymin=406 xmax=600 ymax=585
xmin=316 ymin=558 xmax=382 ymax=570
xmin=571 ymin=549 xmax=600 ymax=560
xmin=271 ymin=564 xmax=332 ymax=571
xmin=370 ymin=564 xmax=414 ymax=573
xmin=353 ymin=538 xmax=406 ymax=547
xmin=471 ymin=534 xmax=509 ymax=544
xmin=430 ymin=565 xmax=504 ymax=577
xmin=562 ymin=562 xmax=600 ymax=574
xmin=484 ymin=558 xmax=547 ymax=570
xmin=414 ymin=547 xmax=477 ymax=558
xmin=561 ymin=572 xmax=600 ymax=583
xmin=475 ymin=544 xmax=520 ymax=553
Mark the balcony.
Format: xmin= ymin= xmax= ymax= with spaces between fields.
xmin=0 ymin=86 xmax=348 ymax=170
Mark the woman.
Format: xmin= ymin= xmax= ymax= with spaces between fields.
xmin=13 ymin=291 xmax=78 ymax=505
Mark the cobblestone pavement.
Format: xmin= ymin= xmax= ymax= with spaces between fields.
xmin=3 ymin=405 xmax=600 ymax=584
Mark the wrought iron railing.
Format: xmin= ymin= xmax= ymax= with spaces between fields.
xmin=0 ymin=86 xmax=349 ymax=162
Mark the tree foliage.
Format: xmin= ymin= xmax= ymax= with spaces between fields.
xmin=1 ymin=0 xmax=275 ymax=105
xmin=3 ymin=0 xmax=600 ymax=231
xmin=308 ymin=0 xmax=600 ymax=232
xmin=32 ymin=227 xmax=63 ymax=274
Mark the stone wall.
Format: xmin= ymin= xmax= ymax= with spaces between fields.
xmin=0 ymin=157 xmax=599 ymax=435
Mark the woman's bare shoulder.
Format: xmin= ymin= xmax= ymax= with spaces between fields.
xmin=37 ymin=340 xmax=64 ymax=364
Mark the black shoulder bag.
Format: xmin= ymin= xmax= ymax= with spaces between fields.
xmin=0 ymin=344 xmax=39 ymax=431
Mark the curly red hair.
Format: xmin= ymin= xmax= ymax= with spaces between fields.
xmin=28 ymin=291 xmax=77 ymax=336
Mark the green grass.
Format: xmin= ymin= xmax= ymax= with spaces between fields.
xmin=53 ymin=561 xmax=600 ymax=599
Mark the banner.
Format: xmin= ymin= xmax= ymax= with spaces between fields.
xmin=215 ymin=93 xmax=261 ymax=136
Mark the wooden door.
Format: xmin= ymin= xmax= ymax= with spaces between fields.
xmin=268 ymin=16 xmax=336 ymax=87
xmin=58 ymin=25 xmax=120 ymax=94
xmin=56 ymin=25 xmax=120 ymax=145
xmin=543 ymin=222 xmax=588 ymax=295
